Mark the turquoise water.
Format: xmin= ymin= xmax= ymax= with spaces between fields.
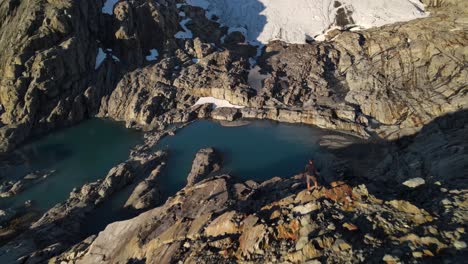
xmin=0 ymin=118 xmax=358 ymax=236
xmin=0 ymin=119 xmax=142 ymax=211
xmin=156 ymin=120 xmax=353 ymax=197
xmin=83 ymin=120 xmax=356 ymax=234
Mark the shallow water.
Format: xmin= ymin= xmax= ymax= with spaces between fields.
xmin=0 ymin=119 xmax=142 ymax=211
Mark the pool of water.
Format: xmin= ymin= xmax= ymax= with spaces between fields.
xmin=156 ymin=120 xmax=358 ymax=197
xmin=83 ymin=119 xmax=360 ymax=234
xmin=0 ymin=119 xmax=143 ymax=211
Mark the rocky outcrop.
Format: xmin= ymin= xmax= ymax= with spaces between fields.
xmin=255 ymin=1 xmax=467 ymax=139
xmin=0 ymin=0 xmax=181 ymax=153
xmin=97 ymin=63 xmax=197 ymax=129
xmin=124 ymin=162 xmax=166 ymax=210
xmin=187 ymin=147 xmax=222 ymax=186
xmin=0 ymin=0 xmax=102 ymax=152
xmin=97 ymin=0 xmax=467 ymax=140
xmin=0 ymin=150 xmax=167 ymax=263
xmin=61 ymin=174 xmax=465 ymax=263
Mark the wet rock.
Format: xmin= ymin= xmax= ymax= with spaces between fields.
xmin=187 ymin=147 xmax=222 ymax=186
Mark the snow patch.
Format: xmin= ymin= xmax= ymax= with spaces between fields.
xmin=102 ymin=0 xmax=119 ymax=15
xmin=175 ymin=18 xmax=193 ymax=39
xmin=186 ymin=0 xmax=427 ymax=44
xmin=146 ymin=49 xmax=159 ymax=61
xmin=193 ymin=97 xmax=245 ymax=109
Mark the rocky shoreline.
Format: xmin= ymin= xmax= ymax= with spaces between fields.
xmin=0 ymin=0 xmax=466 ymax=263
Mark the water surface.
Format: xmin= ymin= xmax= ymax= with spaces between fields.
xmin=0 ymin=119 xmax=142 ymax=211
xmin=156 ymin=120 xmax=357 ymax=197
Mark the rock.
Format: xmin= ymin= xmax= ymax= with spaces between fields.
xmin=124 ymin=161 xmax=167 ymax=210
xmin=332 ymin=239 xmax=352 ymax=251
xmin=292 ymin=202 xmax=320 ymax=215
xmin=0 ymin=0 xmax=103 ymax=152
xmin=383 ymin=254 xmax=400 ymax=264
xmin=453 ymin=240 xmax=467 ymax=250
xmin=187 ymin=148 xmax=222 ymax=186
xmin=402 ymin=177 xmax=426 ymax=188
xmin=388 ymin=200 xmax=433 ymax=225
xmin=0 ymin=149 xmax=167 ymax=262
xmin=205 ymin=211 xmax=239 ymax=237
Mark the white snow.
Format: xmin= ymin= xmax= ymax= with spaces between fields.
xmin=185 ymin=0 xmax=427 ymax=44
xmin=193 ymin=97 xmax=245 ymax=109
xmin=95 ymin=48 xmax=106 ymax=69
xmin=146 ymin=49 xmax=159 ymax=61
xmin=102 ymin=0 xmax=119 ymax=15
xmin=175 ymin=18 xmax=194 ymax=39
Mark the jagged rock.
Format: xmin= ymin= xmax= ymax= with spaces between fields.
xmin=124 ymin=161 xmax=166 ymax=210
xmin=187 ymin=147 xmax=222 ymax=186
xmin=205 ymin=211 xmax=239 ymax=237
xmin=0 ymin=150 xmax=166 ymax=262
xmin=0 ymin=0 xmax=102 ymax=152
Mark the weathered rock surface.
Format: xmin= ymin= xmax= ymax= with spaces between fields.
xmin=0 ymin=0 xmax=101 ymax=152
xmin=0 ymin=150 xmax=167 ymax=263
xmin=95 ymin=0 xmax=467 ymax=140
xmin=187 ymin=147 xmax=222 ymax=186
xmin=255 ymin=1 xmax=468 ymax=139
xmin=124 ymin=162 xmax=166 ymax=210
xmin=0 ymin=0 xmax=181 ymax=153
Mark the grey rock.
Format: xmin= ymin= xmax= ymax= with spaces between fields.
xmin=187 ymin=148 xmax=222 ymax=186
xmin=402 ymin=178 xmax=426 ymax=188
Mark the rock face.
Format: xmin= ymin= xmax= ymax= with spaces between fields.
xmin=0 ymin=0 xmax=180 ymax=153
xmin=0 ymin=0 xmax=101 ymax=152
xmin=98 ymin=0 xmax=467 ymax=140
xmin=61 ymin=174 xmax=465 ymax=263
xmin=255 ymin=2 xmax=467 ymax=139
xmin=187 ymin=147 xmax=222 ymax=186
